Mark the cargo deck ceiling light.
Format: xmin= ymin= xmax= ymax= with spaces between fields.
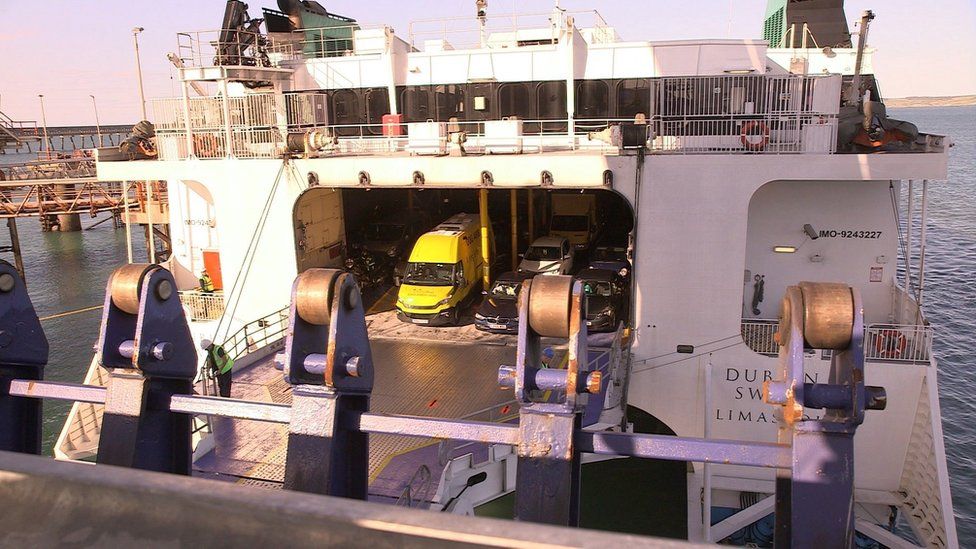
xmin=774 ymin=246 xmax=798 ymax=253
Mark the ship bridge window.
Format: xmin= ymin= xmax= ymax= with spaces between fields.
xmin=365 ymin=88 xmax=390 ymax=135
xmin=331 ymin=90 xmax=361 ymax=136
xmin=537 ymin=81 xmax=567 ymax=132
xmin=466 ymin=83 xmax=493 ymax=121
xmin=498 ymin=83 xmax=531 ymax=121
xmin=434 ymin=85 xmax=464 ymax=121
xmin=616 ymin=79 xmax=651 ymax=119
xmin=576 ymin=80 xmax=609 ymax=121
xmin=401 ymin=87 xmax=431 ymax=122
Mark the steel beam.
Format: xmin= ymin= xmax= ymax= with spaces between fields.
xmin=6 ymin=377 xmax=792 ymax=469
xmin=503 ymin=276 xmax=596 ymax=526
xmin=169 ymin=394 xmax=290 ymax=423
xmin=577 ymin=431 xmax=791 ymax=469
xmin=8 ymin=379 xmax=105 ymax=405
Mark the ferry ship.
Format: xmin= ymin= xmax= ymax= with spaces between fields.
xmin=46 ymin=0 xmax=957 ymax=545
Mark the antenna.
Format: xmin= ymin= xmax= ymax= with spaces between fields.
xmin=476 ymin=0 xmax=487 ymax=47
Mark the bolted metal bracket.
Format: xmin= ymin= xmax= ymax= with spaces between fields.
xmin=764 ymin=282 xmax=887 ymax=547
xmin=497 ymin=275 xmax=601 ymax=526
xmin=281 ymin=269 xmax=374 ymax=497
xmin=0 ymin=260 xmax=48 ymax=454
xmin=95 ymin=264 xmax=197 ymax=474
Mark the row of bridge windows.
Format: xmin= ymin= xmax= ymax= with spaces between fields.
xmin=324 ymin=79 xmax=653 ymax=135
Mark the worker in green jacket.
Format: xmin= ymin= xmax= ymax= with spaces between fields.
xmin=199 ymin=269 xmax=215 ymax=293
xmin=204 ymin=340 xmax=234 ymax=397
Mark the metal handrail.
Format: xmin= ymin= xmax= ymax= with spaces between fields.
xmin=176 ymin=29 xmax=271 ymax=69
xmin=395 ymin=465 xmax=432 ymax=508
xmin=220 ymin=307 xmax=290 ymax=362
xmin=864 ymin=324 xmax=932 ymax=364
xmin=14 ymin=380 xmax=791 ymax=469
xmin=178 ymin=291 xmax=225 ymax=322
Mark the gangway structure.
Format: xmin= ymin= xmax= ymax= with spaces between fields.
xmin=0 ymin=109 xmax=40 ymax=153
xmin=1 ymin=123 xmax=131 ymax=153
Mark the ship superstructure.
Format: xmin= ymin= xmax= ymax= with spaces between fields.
xmin=74 ymin=0 xmax=958 ymax=545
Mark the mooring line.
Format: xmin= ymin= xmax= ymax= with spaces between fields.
xmin=38 ymin=304 xmax=103 ymax=321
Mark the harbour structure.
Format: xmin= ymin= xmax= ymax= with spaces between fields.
xmin=31 ymin=0 xmax=960 ymax=546
xmin=0 ymin=155 xmax=170 ymax=280
xmin=0 ymin=109 xmax=39 ymax=153
xmin=0 ymin=107 xmax=130 ymax=155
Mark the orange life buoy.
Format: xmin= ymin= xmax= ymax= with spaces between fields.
xmin=875 ymin=329 xmax=907 ymax=358
xmin=740 ymin=120 xmax=770 ymax=151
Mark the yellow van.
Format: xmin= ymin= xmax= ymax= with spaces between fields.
xmin=396 ymin=213 xmax=488 ymax=326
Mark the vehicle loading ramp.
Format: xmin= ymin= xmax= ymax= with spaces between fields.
xmin=194 ymin=338 xmax=519 ymax=499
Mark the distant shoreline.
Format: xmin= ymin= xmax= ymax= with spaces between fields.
xmin=885 ymin=95 xmax=976 ymax=108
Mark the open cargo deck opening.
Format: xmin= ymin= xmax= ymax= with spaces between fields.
xmin=293 ymin=186 xmax=634 ymax=335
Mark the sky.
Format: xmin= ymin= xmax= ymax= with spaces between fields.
xmin=0 ymin=0 xmax=973 ymax=125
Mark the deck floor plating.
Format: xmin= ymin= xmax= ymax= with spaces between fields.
xmin=194 ymin=337 xmax=518 ymax=500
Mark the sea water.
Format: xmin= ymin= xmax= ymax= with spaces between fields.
xmin=892 ymin=106 xmax=976 ymax=543
xmin=1 ymin=107 xmax=973 ymax=541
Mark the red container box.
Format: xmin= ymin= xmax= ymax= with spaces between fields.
xmin=382 ymin=113 xmax=404 ymax=136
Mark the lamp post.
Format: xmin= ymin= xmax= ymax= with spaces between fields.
xmin=89 ymin=94 xmax=102 ymax=145
xmin=132 ymin=27 xmax=147 ymax=120
xmin=37 ymin=94 xmax=49 ymax=157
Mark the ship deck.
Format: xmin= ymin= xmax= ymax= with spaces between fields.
xmin=194 ymin=336 xmax=520 ymax=503
xmin=193 ymin=317 xmax=617 ymax=508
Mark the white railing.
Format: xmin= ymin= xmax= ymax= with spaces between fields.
xmin=221 ymin=307 xmax=290 ymax=362
xmin=864 ymin=324 xmax=933 ymax=364
xmin=268 ymin=24 xmax=384 ymax=61
xmin=741 ymin=320 xmax=780 ymax=356
xmin=177 ymin=29 xmax=272 ymax=69
xmin=649 ymin=74 xmax=840 ymax=154
xmin=741 ymin=319 xmax=933 ymax=364
xmin=179 ymin=290 xmax=225 ymax=321
xmin=150 ymin=93 xmax=327 ymax=160
xmin=650 ymin=116 xmax=837 ymax=154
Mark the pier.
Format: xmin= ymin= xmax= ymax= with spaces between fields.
xmin=0 ymin=155 xmax=170 ymax=281
xmin=1 ymin=108 xmax=132 ymax=153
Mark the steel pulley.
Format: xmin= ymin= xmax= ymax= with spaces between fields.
xmin=527 ymin=275 xmax=574 ymax=338
xmin=294 ymin=269 xmax=338 ymax=327
xmin=109 ymin=263 xmax=154 ymax=316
